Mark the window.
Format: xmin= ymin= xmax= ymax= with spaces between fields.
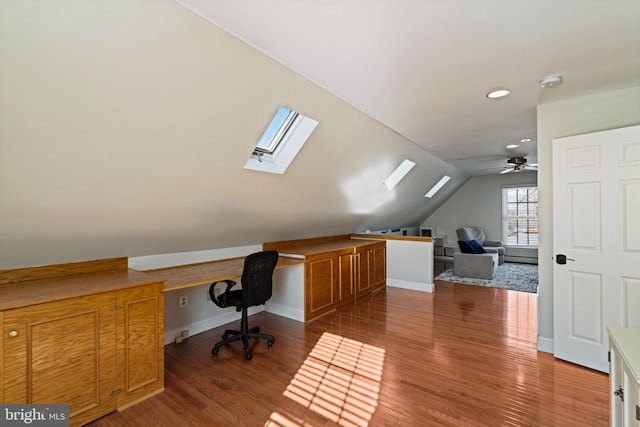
xmin=502 ymin=186 xmax=538 ymax=246
xmin=244 ymin=106 xmax=318 ymax=175
xmin=254 ymin=106 xmax=298 ymax=155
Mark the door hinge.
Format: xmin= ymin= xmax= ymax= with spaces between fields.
xmin=608 ymin=351 xmax=610 ymax=362
xmin=110 ymin=304 xmax=123 ymax=311
xmin=636 ymin=404 xmax=639 ymax=421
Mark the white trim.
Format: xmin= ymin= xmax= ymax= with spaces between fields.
xmin=537 ymin=336 xmax=554 ymax=354
xmin=265 ymin=302 xmax=304 ymax=322
xmin=386 ymin=278 xmax=435 ymax=293
xmin=164 ymin=306 xmax=264 ymax=345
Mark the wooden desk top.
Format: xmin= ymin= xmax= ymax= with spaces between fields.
xmin=264 ymin=235 xmax=386 ymax=259
xmin=142 ymin=256 xmax=304 ymax=292
xmin=0 ymin=268 xmax=160 ymax=311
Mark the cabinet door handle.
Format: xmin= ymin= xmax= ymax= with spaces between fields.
xmin=8 ymin=330 xmax=18 ymax=337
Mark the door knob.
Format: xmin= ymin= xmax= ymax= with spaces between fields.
xmin=556 ymin=254 xmax=575 ymax=264
xmin=8 ymin=330 xmax=18 ymax=337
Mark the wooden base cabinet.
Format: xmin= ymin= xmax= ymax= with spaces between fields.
xmin=1 ymin=282 xmax=164 ymax=427
xmin=608 ymin=326 xmax=640 ymax=427
xmin=304 ymin=242 xmax=386 ymax=321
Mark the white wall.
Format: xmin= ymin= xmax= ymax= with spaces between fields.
xmin=536 ymin=86 xmax=640 ymax=352
xmin=0 ymin=0 xmax=467 ymax=269
xmin=421 ymin=172 xmax=537 ymax=245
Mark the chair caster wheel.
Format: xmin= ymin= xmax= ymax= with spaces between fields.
xmin=212 ymin=347 xmax=219 ymax=355
xmin=221 ymin=333 xmax=229 ymax=340
xmin=267 ymin=339 xmax=274 ymax=347
xmin=245 ymin=353 xmax=252 ymax=361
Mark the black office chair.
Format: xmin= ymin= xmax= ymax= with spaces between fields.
xmin=209 ymin=250 xmax=279 ymax=360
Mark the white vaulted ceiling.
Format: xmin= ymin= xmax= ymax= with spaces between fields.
xmin=179 ymin=0 xmax=640 ymax=174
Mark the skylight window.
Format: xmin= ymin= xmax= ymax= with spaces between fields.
xmin=254 ymin=106 xmax=298 ymax=155
xmin=384 ymin=159 xmax=416 ymax=190
xmin=244 ymin=106 xmax=318 ymax=175
xmin=425 ymin=175 xmax=450 ymax=198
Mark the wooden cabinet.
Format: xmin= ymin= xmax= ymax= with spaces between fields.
xmin=0 ymin=259 xmax=164 ymax=427
xmin=116 ymin=283 xmax=164 ymax=408
xmin=371 ymin=243 xmax=386 ymax=290
xmin=609 ymin=326 xmax=640 ymax=427
xmin=290 ymin=237 xmax=386 ymax=321
xmin=306 ymin=251 xmax=339 ymax=320
xmin=3 ymin=293 xmax=118 ymax=426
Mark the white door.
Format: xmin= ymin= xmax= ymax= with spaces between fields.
xmin=553 ymin=124 xmax=640 ymax=373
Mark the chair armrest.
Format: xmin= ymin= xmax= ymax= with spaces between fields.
xmin=208 ymin=280 xmax=237 ymax=308
xmin=483 ymin=239 xmax=503 ymax=247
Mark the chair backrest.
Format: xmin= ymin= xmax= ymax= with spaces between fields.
xmin=241 ymin=250 xmax=279 ymax=307
xmin=456 ymin=226 xmax=487 ymax=245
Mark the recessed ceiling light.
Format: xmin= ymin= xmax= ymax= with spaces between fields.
xmin=487 ymin=89 xmax=511 ymax=99
xmin=520 ymin=138 xmax=532 ymax=143
xmin=506 ymin=144 xmax=520 ymax=149
xmin=540 ymin=74 xmax=563 ymax=88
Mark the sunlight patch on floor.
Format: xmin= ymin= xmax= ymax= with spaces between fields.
xmin=266 ymin=332 xmax=385 ymax=427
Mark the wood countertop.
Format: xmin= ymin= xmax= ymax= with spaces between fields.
xmin=350 ymin=234 xmax=433 ymax=242
xmin=142 ymin=256 xmax=304 ymax=292
xmin=264 ymin=235 xmax=386 ymax=259
xmin=0 ymin=267 xmax=160 ymax=311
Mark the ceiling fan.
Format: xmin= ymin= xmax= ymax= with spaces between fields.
xmin=500 ymin=156 xmax=538 ymax=174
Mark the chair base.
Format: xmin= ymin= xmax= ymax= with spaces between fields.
xmin=211 ymin=309 xmax=274 ymax=360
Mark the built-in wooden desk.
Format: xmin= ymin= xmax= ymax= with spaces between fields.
xmin=264 ymin=235 xmax=387 ymax=320
xmin=140 ymin=256 xmax=303 ymax=292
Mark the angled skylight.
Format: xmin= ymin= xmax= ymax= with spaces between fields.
xmin=425 ymin=175 xmax=450 ymax=198
xmin=255 ymin=106 xmax=298 ymax=155
xmin=245 ymin=106 xmax=318 ymax=175
xmin=384 ymin=159 xmax=416 ymax=190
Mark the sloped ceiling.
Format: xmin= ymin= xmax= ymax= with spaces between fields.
xmin=179 ymin=0 xmax=640 ymax=175
xmin=0 ymin=0 xmax=467 ymax=269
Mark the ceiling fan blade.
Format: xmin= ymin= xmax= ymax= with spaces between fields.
xmin=500 ymin=168 xmax=514 ymax=174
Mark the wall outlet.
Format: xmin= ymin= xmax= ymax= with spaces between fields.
xmin=175 ymin=333 xmax=183 ymax=344
xmin=179 ymin=295 xmax=188 ymax=308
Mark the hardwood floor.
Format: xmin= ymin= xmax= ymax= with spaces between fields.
xmin=88 ymin=282 xmax=609 ymax=426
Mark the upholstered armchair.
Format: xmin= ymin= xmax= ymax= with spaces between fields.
xmin=456 ymin=226 xmax=505 ymax=265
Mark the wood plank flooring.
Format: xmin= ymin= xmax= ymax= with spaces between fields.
xmin=88 ymin=282 xmax=609 ymax=426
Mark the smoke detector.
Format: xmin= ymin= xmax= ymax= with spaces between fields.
xmin=540 ymin=74 xmax=563 ymax=88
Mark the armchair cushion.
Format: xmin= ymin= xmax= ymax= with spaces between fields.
xmin=458 ymin=240 xmax=486 ymax=254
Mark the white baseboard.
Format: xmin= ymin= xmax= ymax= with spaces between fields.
xmin=164 ymin=306 xmax=264 ymax=345
xmin=266 ymin=302 xmax=304 ymax=322
xmin=386 ymin=278 xmax=435 ymax=293
xmin=537 ymin=336 xmax=554 ymax=353
xmin=163 ymin=302 xmax=305 ymax=345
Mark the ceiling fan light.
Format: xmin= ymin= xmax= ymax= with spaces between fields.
xmin=506 ymin=144 xmax=520 ymax=149
xmin=540 ymin=74 xmax=563 ymax=88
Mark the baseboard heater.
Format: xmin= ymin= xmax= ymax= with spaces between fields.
xmin=504 ymin=247 xmax=538 ymax=265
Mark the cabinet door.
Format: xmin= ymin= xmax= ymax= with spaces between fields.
xmin=610 ymin=343 xmax=624 ymax=427
xmin=355 ymin=250 xmax=371 ymax=298
xmin=116 ymin=282 xmax=164 ymax=408
xmin=305 ymin=254 xmax=336 ymax=321
xmin=371 ymin=245 xmax=386 ymax=290
xmin=622 ymin=362 xmax=640 ymax=427
xmin=3 ymin=293 xmax=117 ymax=426
xmin=336 ymin=253 xmax=354 ymax=307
